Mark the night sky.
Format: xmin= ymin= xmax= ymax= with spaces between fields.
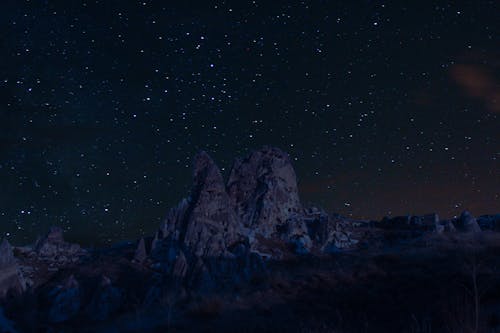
xmin=1 ymin=1 xmax=498 ymax=245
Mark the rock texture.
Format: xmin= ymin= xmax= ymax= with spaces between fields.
xmin=227 ymin=146 xmax=302 ymax=246
xmin=0 ymin=239 xmax=26 ymax=298
xmin=455 ymin=210 xmax=481 ymax=233
xmin=34 ymin=227 xmax=84 ymax=266
xmin=158 ymin=152 xmax=242 ymax=258
xmin=133 ymin=238 xmax=147 ymax=263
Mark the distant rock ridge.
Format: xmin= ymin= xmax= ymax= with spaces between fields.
xmin=33 ymin=226 xmax=85 ymax=266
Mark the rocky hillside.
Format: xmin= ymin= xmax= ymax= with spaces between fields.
xmin=0 ymin=146 xmax=499 ymax=333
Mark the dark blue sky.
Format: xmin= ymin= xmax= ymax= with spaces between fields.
xmin=0 ymin=1 xmax=498 ymax=245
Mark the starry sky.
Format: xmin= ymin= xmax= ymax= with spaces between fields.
xmin=1 ymin=1 xmax=498 ymax=245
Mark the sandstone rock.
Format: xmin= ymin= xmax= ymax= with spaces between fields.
xmin=158 ymin=198 xmax=190 ymax=241
xmin=133 ymin=238 xmax=147 ymax=263
xmin=455 ymin=210 xmax=481 ymax=233
xmin=34 ymin=227 xmax=84 ymax=265
xmin=158 ymin=152 xmax=242 ymax=258
xmin=276 ymin=214 xmax=312 ymax=254
xmin=227 ymin=146 xmax=302 ymax=241
xmin=303 ymin=207 xmax=329 ymax=245
xmin=322 ymin=215 xmax=360 ymax=252
xmin=0 ymin=239 xmax=16 ymax=268
xmin=172 ymin=250 xmax=188 ymax=279
xmin=0 ymin=239 xmax=26 ymax=298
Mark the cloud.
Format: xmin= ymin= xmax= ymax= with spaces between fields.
xmin=450 ymin=63 xmax=500 ymax=112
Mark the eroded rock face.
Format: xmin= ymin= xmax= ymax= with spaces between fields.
xmin=0 ymin=239 xmax=26 ymax=298
xmin=133 ymin=238 xmax=147 ymax=263
xmin=158 ymin=152 xmax=242 ymax=258
xmin=227 ymin=146 xmax=302 ymax=241
xmin=34 ymin=227 xmax=84 ymax=265
xmin=0 ymin=239 xmax=16 ymax=268
xmin=322 ymin=215 xmax=360 ymax=252
xmin=456 ymin=210 xmax=481 ymax=233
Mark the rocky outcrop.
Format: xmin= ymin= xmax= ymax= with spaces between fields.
xmin=34 ymin=227 xmax=85 ymax=266
xmin=455 ymin=210 xmax=481 ymax=233
xmin=0 ymin=239 xmax=16 ymax=268
xmin=133 ymin=238 xmax=147 ymax=263
xmin=227 ymin=146 xmax=302 ymax=249
xmin=0 ymin=239 xmax=26 ymax=298
xmin=321 ymin=214 xmax=360 ymax=252
xmin=157 ymin=152 xmax=242 ymax=258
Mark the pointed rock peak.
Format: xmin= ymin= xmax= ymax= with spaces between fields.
xmin=457 ymin=210 xmax=481 ymax=233
xmin=0 ymin=238 xmax=12 ymax=254
xmin=45 ymin=226 xmax=65 ymax=243
xmin=460 ymin=210 xmax=473 ymax=219
xmin=175 ymin=150 xmax=241 ymax=258
xmin=0 ymin=238 xmax=15 ymax=267
xmin=133 ymin=237 xmax=147 ymax=263
xmin=193 ymin=151 xmax=216 ymax=174
xmin=191 ymin=151 xmax=225 ymax=191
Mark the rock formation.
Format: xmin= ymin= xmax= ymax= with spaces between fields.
xmin=0 ymin=239 xmax=26 ymax=298
xmin=157 ymin=152 xmax=242 ymax=258
xmin=34 ymin=227 xmax=84 ymax=266
xmin=227 ymin=146 xmax=303 ymax=250
xmin=455 ymin=210 xmax=481 ymax=233
xmin=133 ymin=237 xmax=147 ymax=263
